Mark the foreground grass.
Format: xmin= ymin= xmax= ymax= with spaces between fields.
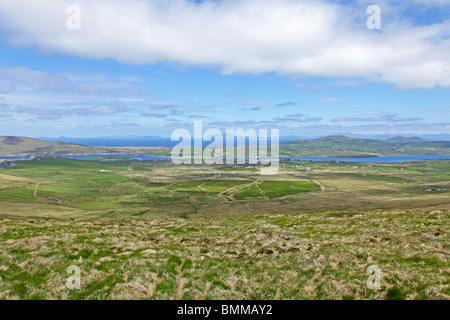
xmin=0 ymin=208 xmax=448 ymax=300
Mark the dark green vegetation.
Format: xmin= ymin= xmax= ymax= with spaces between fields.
xmin=0 ymin=158 xmax=448 ymax=300
xmin=234 ymin=181 xmax=320 ymax=200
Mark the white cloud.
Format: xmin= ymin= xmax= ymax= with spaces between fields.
xmin=76 ymin=101 xmax=131 ymax=115
xmin=0 ymin=0 xmax=449 ymax=88
xmin=427 ymin=107 xmax=450 ymax=115
xmin=0 ymin=81 xmax=15 ymax=93
xmin=0 ymin=66 xmax=68 ymax=88
xmin=0 ymin=66 xmax=142 ymax=99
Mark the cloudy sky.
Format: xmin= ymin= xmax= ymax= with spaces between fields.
xmin=0 ymin=0 xmax=449 ymax=138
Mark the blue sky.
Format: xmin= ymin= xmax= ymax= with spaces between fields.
xmin=0 ymin=0 xmax=449 ymax=138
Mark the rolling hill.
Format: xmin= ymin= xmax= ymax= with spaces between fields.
xmin=0 ymin=136 xmax=171 ymax=157
xmin=280 ymin=135 xmax=450 ymax=157
xmin=0 ymin=136 xmax=103 ymax=155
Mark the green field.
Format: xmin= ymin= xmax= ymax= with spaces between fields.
xmin=168 ymin=180 xmax=250 ymax=193
xmin=1 ymin=157 xmax=448 ymax=219
xmin=234 ymin=183 xmax=265 ymax=200
xmin=0 ymin=158 xmax=448 ymax=299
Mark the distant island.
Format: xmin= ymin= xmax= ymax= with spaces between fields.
xmin=1 ymin=135 xmax=450 ymax=158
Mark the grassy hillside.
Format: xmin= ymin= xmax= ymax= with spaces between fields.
xmin=0 ymin=136 xmax=170 ymax=157
xmin=280 ymin=135 xmax=450 ymax=157
xmin=0 ymin=136 xmax=102 ymax=155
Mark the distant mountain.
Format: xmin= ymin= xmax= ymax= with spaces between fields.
xmin=420 ymin=134 xmax=450 ymax=141
xmin=386 ymin=136 xmax=426 ymax=143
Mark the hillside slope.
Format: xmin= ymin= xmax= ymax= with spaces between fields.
xmin=280 ymin=135 xmax=450 ymax=157
xmin=0 ymin=136 xmax=99 ymax=155
xmin=386 ymin=136 xmax=426 ymax=143
xmin=0 ymin=136 xmax=172 ymax=156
